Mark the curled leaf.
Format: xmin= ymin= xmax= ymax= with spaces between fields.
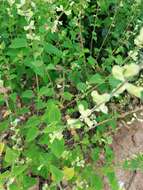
xmin=112 ymin=65 xmax=125 ymax=81
xmin=91 ymin=91 xmax=110 ymax=114
xmin=126 ymin=83 xmax=143 ymax=98
xmin=123 ymin=63 xmax=140 ymax=78
xmin=91 ymin=91 xmax=110 ymax=104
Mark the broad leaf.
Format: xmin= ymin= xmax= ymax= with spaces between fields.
xmin=50 ymin=165 xmax=63 ymax=183
xmin=10 ymin=38 xmax=27 ymax=48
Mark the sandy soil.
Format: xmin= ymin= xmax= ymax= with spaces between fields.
xmin=105 ymin=121 xmax=143 ymax=190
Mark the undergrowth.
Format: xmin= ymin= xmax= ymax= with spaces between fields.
xmin=0 ymin=0 xmax=143 ymax=190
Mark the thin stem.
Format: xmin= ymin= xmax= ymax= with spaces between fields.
xmin=90 ymin=5 xmax=99 ymax=55
xmin=95 ymin=1 xmax=121 ymax=61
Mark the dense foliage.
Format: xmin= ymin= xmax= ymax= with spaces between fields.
xmin=0 ymin=0 xmax=143 ymax=189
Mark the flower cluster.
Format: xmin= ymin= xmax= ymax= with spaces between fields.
xmin=72 ymin=156 xmax=85 ymax=168
xmin=49 ymin=131 xmax=63 ymax=143
xmin=134 ymin=27 xmax=143 ymax=48
xmin=78 ymin=104 xmax=97 ymax=128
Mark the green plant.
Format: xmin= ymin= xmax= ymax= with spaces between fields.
xmin=0 ymin=0 xmax=143 ymax=190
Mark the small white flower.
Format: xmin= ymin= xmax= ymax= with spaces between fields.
xmin=56 ymin=5 xmax=64 ymax=12
xmin=65 ymin=10 xmax=72 ymax=16
xmin=26 ymin=33 xmax=40 ymax=41
xmin=72 ymin=157 xmax=85 ymax=168
xmin=10 ymin=118 xmax=20 ymax=127
xmin=37 ymin=164 xmax=44 ymax=171
xmin=128 ymin=50 xmax=138 ymax=61
xmin=67 ymin=118 xmax=81 ymax=129
xmin=0 ymin=79 xmax=3 ymax=87
xmin=49 ymin=131 xmax=63 ymax=143
xmin=70 ymin=1 xmax=74 ymax=6
xmin=134 ymin=27 xmax=143 ymax=47
xmin=24 ymin=20 xmax=35 ymax=31
xmin=31 ymin=1 xmax=36 ymax=9
xmin=118 ymin=181 xmax=125 ymax=190
xmin=7 ymin=178 xmax=15 ymax=187
xmin=8 ymin=0 xmax=15 ymax=6
xmin=62 ymin=151 xmax=70 ymax=159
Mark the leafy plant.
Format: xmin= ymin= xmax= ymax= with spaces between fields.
xmin=0 ymin=0 xmax=143 ymax=190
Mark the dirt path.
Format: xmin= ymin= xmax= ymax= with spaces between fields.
xmin=105 ymin=121 xmax=143 ymax=190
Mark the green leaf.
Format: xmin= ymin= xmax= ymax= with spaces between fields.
xmin=87 ymin=56 xmax=97 ymax=65
xmin=89 ymin=74 xmax=104 ymax=85
xmin=47 ymin=102 xmax=61 ymax=124
xmin=0 ymin=120 xmax=9 ymax=133
xmin=22 ymin=90 xmax=34 ymax=99
xmin=11 ymin=165 xmax=28 ymax=177
xmin=5 ymin=147 xmax=19 ymax=164
xmin=108 ymin=76 xmax=121 ymax=89
xmin=10 ymin=38 xmax=27 ymax=48
xmin=39 ymin=87 xmax=54 ymax=97
xmin=91 ymin=147 xmax=100 ymax=161
xmin=50 ymin=139 xmax=64 ymax=158
xmin=44 ymin=43 xmax=62 ymax=57
xmin=63 ymin=92 xmax=73 ymax=101
xmin=50 ymin=165 xmax=63 ymax=183
xmin=26 ymin=126 xmax=39 ymax=142
xmin=23 ymin=176 xmax=37 ymax=189
xmin=77 ymin=82 xmax=87 ymax=92
xmin=47 ymin=64 xmax=56 ymax=70
xmin=44 ymin=125 xmax=63 ymax=134
xmin=90 ymin=174 xmax=103 ymax=189
xmin=106 ymin=172 xmax=119 ymax=190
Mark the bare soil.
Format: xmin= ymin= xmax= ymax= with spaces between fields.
xmin=105 ymin=121 xmax=143 ymax=190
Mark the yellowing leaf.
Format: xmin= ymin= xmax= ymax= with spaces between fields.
xmin=63 ymin=167 xmax=75 ymax=180
xmin=123 ymin=63 xmax=140 ymax=78
xmin=112 ymin=65 xmax=125 ymax=81
xmin=0 ymin=142 xmax=5 ymax=154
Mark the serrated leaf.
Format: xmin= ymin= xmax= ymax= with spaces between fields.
xmin=22 ymin=90 xmax=34 ymax=99
xmin=26 ymin=126 xmax=39 ymax=142
xmin=63 ymin=167 xmax=74 ymax=180
xmin=106 ymin=172 xmax=119 ymax=190
xmin=5 ymin=147 xmax=19 ymax=164
xmin=63 ymin=92 xmax=73 ymax=101
xmin=39 ymin=87 xmax=54 ymax=97
xmin=77 ymin=82 xmax=87 ymax=92
xmin=47 ymin=102 xmax=61 ymax=124
xmin=10 ymin=38 xmax=27 ymax=48
xmin=91 ymin=174 xmax=103 ymax=189
xmin=50 ymin=165 xmax=63 ymax=183
xmin=91 ymin=147 xmax=100 ymax=161
xmin=47 ymin=64 xmax=56 ymax=70
xmin=11 ymin=165 xmax=28 ymax=177
xmin=44 ymin=43 xmax=62 ymax=57
xmin=50 ymin=139 xmax=64 ymax=158
xmin=89 ymin=74 xmax=104 ymax=84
